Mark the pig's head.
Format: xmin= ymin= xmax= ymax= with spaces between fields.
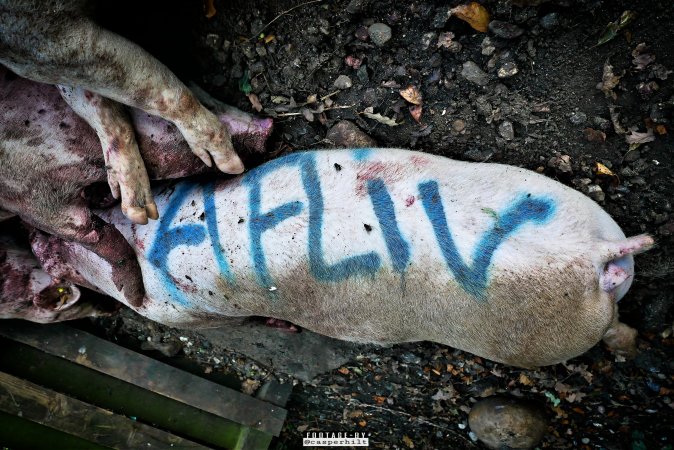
xmin=1 ymin=241 xmax=114 ymax=323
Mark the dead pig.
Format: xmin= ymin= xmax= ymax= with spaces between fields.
xmin=31 ymin=149 xmax=654 ymax=368
xmin=0 ymin=67 xmax=273 ymax=308
xmin=0 ymin=0 xmax=244 ymax=224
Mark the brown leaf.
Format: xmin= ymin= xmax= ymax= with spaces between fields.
xmin=449 ymin=2 xmax=490 ymax=33
xmin=584 ymin=128 xmax=606 ymax=143
xmin=402 ymin=435 xmax=415 ymax=449
xmin=373 ymin=395 xmax=386 ymax=405
xmin=358 ymin=420 xmax=367 ymax=427
xmin=400 ymin=85 xmax=423 ymax=105
xmin=204 ymin=0 xmax=216 ymax=18
xmin=241 ymin=379 xmax=260 ymax=395
xmin=625 ymin=128 xmax=655 ymax=145
xmin=655 ymin=124 xmax=667 ymax=135
xmin=519 ymin=373 xmax=533 ymax=386
xmin=594 ymin=162 xmax=615 ymax=177
xmin=596 ymin=61 xmax=622 ymax=100
xmin=338 ymin=367 xmax=350 ymax=375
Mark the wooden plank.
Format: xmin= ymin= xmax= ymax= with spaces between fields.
xmin=0 ymin=321 xmax=286 ymax=436
xmin=0 ymin=336 xmax=243 ymax=449
xmin=0 ymin=371 xmax=211 ymax=450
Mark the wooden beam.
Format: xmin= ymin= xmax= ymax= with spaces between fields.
xmin=0 ymin=321 xmax=286 ymax=436
xmin=0 ymin=371 xmax=211 ymax=450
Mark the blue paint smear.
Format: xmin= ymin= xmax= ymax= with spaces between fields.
xmin=243 ymin=151 xmax=381 ymax=287
xmin=367 ymin=179 xmax=411 ymax=273
xmin=302 ymin=154 xmax=381 ymax=281
xmin=203 ymin=182 xmax=234 ymax=284
xmin=419 ymin=181 xmax=555 ymax=301
xmin=147 ymin=182 xmax=206 ymax=306
xmin=353 ymin=148 xmax=372 ymax=161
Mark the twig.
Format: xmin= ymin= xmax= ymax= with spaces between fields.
xmin=250 ymin=0 xmax=324 ymax=40
xmin=273 ymin=104 xmax=355 ymax=117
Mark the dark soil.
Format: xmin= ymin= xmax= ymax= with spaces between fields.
xmin=96 ymin=0 xmax=674 ymax=448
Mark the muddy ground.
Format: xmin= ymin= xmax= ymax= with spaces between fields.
xmin=91 ymin=0 xmax=674 ymax=448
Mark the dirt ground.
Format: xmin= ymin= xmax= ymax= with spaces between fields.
xmin=92 ymin=0 xmax=673 ymax=448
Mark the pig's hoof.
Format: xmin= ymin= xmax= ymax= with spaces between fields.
xmin=178 ymin=106 xmax=244 ymax=174
xmin=602 ymin=322 xmax=638 ymax=359
xmin=108 ymin=155 xmax=159 ymax=224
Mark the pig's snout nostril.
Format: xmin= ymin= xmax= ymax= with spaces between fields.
xmin=34 ymin=284 xmax=80 ymax=310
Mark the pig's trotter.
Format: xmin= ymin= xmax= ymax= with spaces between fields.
xmin=171 ymin=98 xmax=245 ymax=174
xmin=58 ymin=86 xmax=158 ymax=225
xmin=602 ymin=319 xmax=638 ymax=359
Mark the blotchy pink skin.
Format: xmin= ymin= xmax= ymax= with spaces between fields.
xmin=0 ymin=67 xmax=273 ymax=306
xmin=0 ymin=236 xmax=113 ymax=322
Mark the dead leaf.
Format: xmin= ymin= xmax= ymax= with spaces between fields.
xmin=241 ymin=379 xmax=260 ymax=395
xmin=431 ymin=388 xmax=455 ymax=401
xmin=338 ymin=367 xmax=350 ymax=375
xmin=363 ymin=111 xmax=400 ymax=126
xmin=449 ymin=2 xmax=490 ymax=33
xmin=271 ymin=95 xmax=288 ymax=104
xmin=594 ymin=162 xmax=615 ymax=177
xmin=373 ymin=395 xmax=386 ymax=405
xmin=247 ymin=93 xmax=263 ymax=112
xmin=596 ymin=10 xmax=636 ymax=47
xmin=519 ymin=373 xmax=533 ymax=386
xmin=297 ymin=424 xmax=309 ymax=433
xmin=402 ymin=435 xmax=415 ymax=449
xmin=263 ymin=34 xmax=276 ymax=44
xmin=584 ymin=128 xmax=606 ymax=143
xmin=596 ymin=61 xmax=622 ymax=100
xmin=410 ymin=105 xmax=423 ymax=123
xmin=204 ymin=0 xmax=216 ymax=18
xmin=400 ymin=85 xmax=423 ymax=105
xmin=554 ymin=381 xmax=571 ymax=394
xmin=300 ymin=107 xmax=314 ymax=122
xmin=306 ymin=94 xmax=318 ymax=104
xmin=655 ymin=124 xmax=667 ymax=135
xmin=566 ymin=391 xmax=586 ymax=403
xmin=632 ymin=43 xmax=656 ymax=70
xmin=358 ymin=420 xmax=367 ymax=427
xmin=625 ymin=128 xmax=655 ymax=145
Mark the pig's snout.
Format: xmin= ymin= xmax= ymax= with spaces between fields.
xmin=34 ymin=283 xmax=82 ymax=311
xmin=599 ymin=234 xmax=655 ymax=302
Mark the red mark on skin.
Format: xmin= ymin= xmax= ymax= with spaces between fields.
xmin=410 ymin=155 xmax=429 ymax=168
xmin=405 ymin=196 xmax=415 ymax=207
xmin=130 ymin=224 xmax=145 ymax=251
xmin=84 ymin=90 xmax=93 ymax=101
xmin=355 ymin=162 xmax=406 ymax=197
xmin=169 ymin=274 xmax=198 ymax=294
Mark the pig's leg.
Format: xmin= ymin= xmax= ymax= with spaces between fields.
xmin=26 ymin=203 xmax=144 ymax=307
xmin=602 ymin=319 xmax=638 ymax=359
xmin=0 ymin=11 xmax=244 ymax=174
xmin=58 ymin=86 xmax=158 ymax=225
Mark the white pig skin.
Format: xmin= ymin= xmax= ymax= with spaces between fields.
xmin=34 ymin=148 xmax=653 ymax=368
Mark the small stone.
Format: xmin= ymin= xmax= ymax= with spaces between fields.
xmin=461 ymin=61 xmax=490 ymax=86
xmin=623 ymin=149 xmax=641 ymax=163
xmin=497 ymin=61 xmax=519 ymax=78
xmin=334 ymin=75 xmax=353 ymax=89
xmin=452 ymin=119 xmax=466 ymax=132
xmin=205 ymin=33 xmax=221 ymax=50
xmin=498 ymin=121 xmax=515 ymax=140
xmin=488 ymin=21 xmax=525 ymax=39
xmin=346 ymin=0 xmax=367 ymax=14
xmin=356 ymin=65 xmax=369 ymax=83
xmin=326 ymin=121 xmax=377 ymax=148
xmin=650 ymin=102 xmax=671 ymax=124
xmin=399 ymin=352 xmax=422 ymax=365
xmin=592 ymin=116 xmax=611 ymax=131
xmin=581 ymin=438 xmax=590 ymax=444
xmin=548 ymin=154 xmax=573 ymax=173
xmin=587 ymin=185 xmax=605 ymax=202
xmin=421 ymin=32 xmax=437 ymax=50
xmin=469 ymin=396 xmax=548 ymax=450
xmin=355 ymin=26 xmax=369 ymax=41
xmin=481 ymin=37 xmax=496 ymax=56
xmin=368 ymin=23 xmax=392 ymax=46
xmin=540 ymin=13 xmax=560 ymax=29
xmin=569 ymin=111 xmax=587 ymax=125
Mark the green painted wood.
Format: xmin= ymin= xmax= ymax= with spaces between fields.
xmin=0 ymin=410 xmax=109 ymax=450
xmin=0 ymin=371 xmax=209 ymax=449
xmin=0 ymin=336 xmax=243 ymax=449
xmin=0 ymin=321 xmax=286 ymax=436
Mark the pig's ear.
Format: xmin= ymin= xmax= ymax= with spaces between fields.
xmin=599 ymin=234 xmax=655 ymax=261
xmin=34 ymin=282 xmax=82 ymax=311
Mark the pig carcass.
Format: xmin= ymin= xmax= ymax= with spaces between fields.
xmin=1 ymin=0 xmax=245 ymax=225
xmin=0 ymin=67 xmax=273 ymax=307
xmin=30 ymin=148 xmax=653 ymax=368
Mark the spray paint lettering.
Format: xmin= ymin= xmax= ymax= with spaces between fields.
xmin=147 ymin=151 xmax=556 ymax=302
